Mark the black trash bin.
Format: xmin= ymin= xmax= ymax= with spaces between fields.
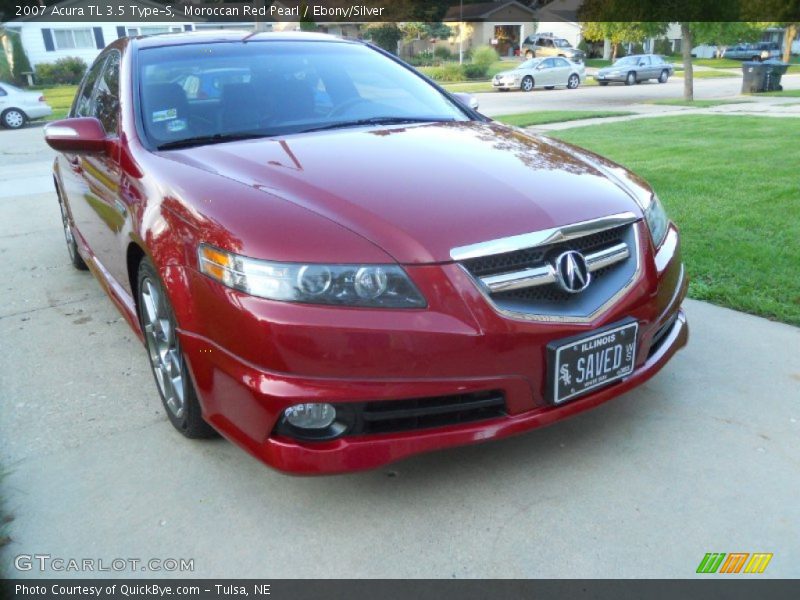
xmin=763 ymin=60 xmax=790 ymax=92
xmin=741 ymin=61 xmax=767 ymax=93
xmin=742 ymin=60 xmax=790 ymax=93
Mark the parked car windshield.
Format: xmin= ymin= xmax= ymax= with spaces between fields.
xmin=137 ymin=40 xmax=469 ymax=148
xmin=613 ymin=56 xmax=640 ymax=67
xmin=519 ymin=59 xmax=542 ymax=69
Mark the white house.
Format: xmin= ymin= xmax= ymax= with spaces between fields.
xmin=3 ymin=0 xmax=196 ymax=71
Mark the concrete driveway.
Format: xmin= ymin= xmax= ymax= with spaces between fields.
xmin=1 ymin=120 xmax=799 ymax=579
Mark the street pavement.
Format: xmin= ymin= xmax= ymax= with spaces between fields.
xmin=1 ymin=83 xmax=799 ymax=578
xmin=475 ymin=72 xmax=800 ymax=117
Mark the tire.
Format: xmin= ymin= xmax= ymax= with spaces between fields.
xmin=1 ymin=108 xmax=26 ymax=129
xmin=598 ymin=81 xmax=609 ymax=86
xmin=567 ymin=74 xmax=580 ymax=89
xmin=625 ymin=71 xmax=636 ymax=86
xmin=138 ymin=258 xmax=216 ymax=439
xmin=658 ymin=70 xmax=669 ymax=83
xmin=521 ymin=76 xmax=534 ymax=92
xmin=57 ymin=190 xmax=88 ymax=271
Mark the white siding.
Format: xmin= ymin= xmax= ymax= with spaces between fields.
xmin=16 ymin=21 xmax=194 ymax=68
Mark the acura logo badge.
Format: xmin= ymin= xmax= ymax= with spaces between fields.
xmin=554 ymin=250 xmax=591 ymax=294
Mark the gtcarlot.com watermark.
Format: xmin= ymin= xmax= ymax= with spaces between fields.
xmin=14 ymin=554 xmax=194 ymax=573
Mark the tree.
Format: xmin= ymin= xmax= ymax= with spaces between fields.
xmin=9 ymin=30 xmax=32 ymax=86
xmin=400 ymin=22 xmax=452 ymax=42
xmin=581 ymin=22 xmax=666 ymax=60
xmin=299 ymin=2 xmax=317 ymax=32
xmin=690 ymin=22 xmax=762 ymax=58
xmin=364 ymin=24 xmax=403 ymax=54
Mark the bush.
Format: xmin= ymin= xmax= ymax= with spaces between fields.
xmin=462 ymin=63 xmax=489 ymax=79
xmin=408 ymin=50 xmax=437 ymax=67
xmin=35 ymin=57 xmax=87 ymax=85
xmin=471 ymin=45 xmax=499 ymax=68
xmin=433 ymin=46 xmax=452 ymax=60
xmin=365 ymin=23 xmax=402 ymax=54
xmin=653 ymin=38 xmax=672 ymax=56
xmin=418 ymin=63 xmax=466 ymax=82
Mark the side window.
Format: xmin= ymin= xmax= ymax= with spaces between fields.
xmin=543 ymin=58 xmax=556 ymax=69
xmin=0 ymin=86 xmax=6 ymax=96
xmin=94 ymin=52 xmax=121 ymax=135
xmin=555 ymin=58 xmax=570 ymax=67
xmin=74 ymin=56 xmax=107 ymax=117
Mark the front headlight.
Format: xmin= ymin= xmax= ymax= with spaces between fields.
xmin=644 ymin=194 xmax=669 ymax=248
xmin=198 ymin=244 xmax=426 ymax=308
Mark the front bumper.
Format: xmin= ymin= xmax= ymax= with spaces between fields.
xmin=492 ymin=79 xmax=521 ymax=90
xmin=175 ymin=224 xmax=688 ymax=475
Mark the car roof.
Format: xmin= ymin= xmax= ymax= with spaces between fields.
xmin=131 ymin=30 xmax=350 ymax=51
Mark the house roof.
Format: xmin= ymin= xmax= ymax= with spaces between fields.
xmin=444 ymin=1 xmax=537 ymax=22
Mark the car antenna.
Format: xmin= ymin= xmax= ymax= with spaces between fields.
xmin=242 ymin=31 xmax=260 ymax=43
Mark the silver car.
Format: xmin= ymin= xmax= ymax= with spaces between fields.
xmin=493 ymin=57 xmax=585 ymax=92
xmin=595 ymin=54 xmax=674 ymax=86
xmin=0 ymin=81 xmax=53 ymax=129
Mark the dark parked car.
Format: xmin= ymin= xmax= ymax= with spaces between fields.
xmin=595 ymin=54 xmax=674 ymax=86
xmin=44 ymin=32 xmax=687 ymax=474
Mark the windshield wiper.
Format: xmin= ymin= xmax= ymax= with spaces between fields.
xmin=296 ymin=117 xmax=456 ymax=135
xmin=156 ymin=132 xmax=270 ymax=151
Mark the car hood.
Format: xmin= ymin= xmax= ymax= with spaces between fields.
xmin=160 ymin=121 xmax=646 ymax=264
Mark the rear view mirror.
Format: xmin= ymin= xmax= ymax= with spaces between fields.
xmin=452 ymin=92 xmax=479 ymax=111
xmin=44 ymin=117 xmax=108 ymax=154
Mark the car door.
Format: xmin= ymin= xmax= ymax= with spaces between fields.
xmin=537 ymin=58 xmax=557 ymax=85
xmin=552 ymin=57 xmax=571 ymax=86
xmin=60 ymin=52 xmax=126 ymax=283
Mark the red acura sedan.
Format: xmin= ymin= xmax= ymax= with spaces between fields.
xmin=44 ymin=32 xmax=688 ymax=474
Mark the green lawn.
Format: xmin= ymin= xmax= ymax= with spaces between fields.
xmin=645 ymin=99 xmax=753 ymax=108
xmin=442 ymin=81 xmax=495 ymax=94
xmin=32 ymin=85 xmax=77 ymax=120
xmin=495 ymin=110 xmax=635 ymax=127
xmin=552 ymin=116 xmax=800 ymax=326
xmin=759 ymin=89 xmax=800 ymax=97
xmin=691 ymin=58 xmax=745 ymax=69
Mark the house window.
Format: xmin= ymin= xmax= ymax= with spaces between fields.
xmin=53 ymin=28 xmax=95 ymax=50
xmin=126 ymin=26 xmax=182 ymax=36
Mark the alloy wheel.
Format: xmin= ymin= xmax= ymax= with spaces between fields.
xmin=568 ymin=74 xmax=579 ymax=89
xmin=3 ymin=109 xmax=25 ymax=129
xmin=521 ymin=76 xmax=534 ymax=92
xmin=659 ymin=70 xmax=669 ymax=83
xmin=626 ymin=72 xmax=636 ymax=86
xmin=141 ymin=278 xmax=185 ymax=419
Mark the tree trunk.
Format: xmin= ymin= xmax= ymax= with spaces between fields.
xmin=681 ymin=23 xmax=693 ymax=102
xmin=783 ymin=24 xmax=798 ymax=64
xmin=611 ymin=42 xmax=618 ymax=61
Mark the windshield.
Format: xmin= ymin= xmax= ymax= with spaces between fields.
xmin=138 ymin=40 xmax=468 ymax=148
xmin=613 ymin=56 xmax=639 ymax=67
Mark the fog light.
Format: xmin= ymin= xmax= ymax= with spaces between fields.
xmin=284 ymin=403 xmax=336 ymax=430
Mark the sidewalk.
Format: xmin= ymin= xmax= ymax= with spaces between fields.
xmin=528 ymin=92 xmax=800 ymax=132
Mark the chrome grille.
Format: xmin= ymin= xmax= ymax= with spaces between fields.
xmin=454 ymin=213 xmax=642 ymax=321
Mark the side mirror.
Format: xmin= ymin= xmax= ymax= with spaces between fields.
xmin=452 ymin=92 xmax=479 ymax=111
xmin=44 ymin=117 xmax=108 ymax=154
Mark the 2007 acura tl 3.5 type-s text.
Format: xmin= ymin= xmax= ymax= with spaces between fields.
xmin=45 ymin=32 xmax=688 ymax=474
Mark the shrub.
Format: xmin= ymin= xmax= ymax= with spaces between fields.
xmin=471 ymin=45 xmax=499 ymax=68
xmin=0 ymin=49 xmax=11 ymax=81
xmin=653 ymin=38 xmax=673 ymax=56
xmin=35 ymin=56 xmax=87 ymax=85
xmin=433 ymin=46 xmax=452 ymax=60
xmin=364 ymin=23 xmax=402 ymax=54
xmin=408 ymin=50 xmax=436 ymax=67
xmin=462 ymin=63 xmax=489 ymax=79
xmin=418 ymin=63 xmax=466 ymax=82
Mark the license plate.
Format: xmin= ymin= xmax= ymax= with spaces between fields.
xmin=547 ymin=320 xmax=638 ymax=405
